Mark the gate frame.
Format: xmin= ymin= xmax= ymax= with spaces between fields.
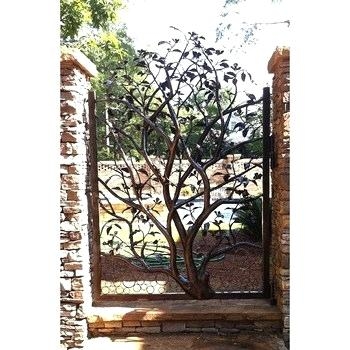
xmin=87 ymin=87 xmax=273 ymax=304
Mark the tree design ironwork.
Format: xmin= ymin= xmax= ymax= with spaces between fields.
xmin=96 ymin=29 xmax=264 ymax=299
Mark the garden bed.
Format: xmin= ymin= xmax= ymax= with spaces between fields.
xmin=100 ymin=232 xmax=263 ymax=296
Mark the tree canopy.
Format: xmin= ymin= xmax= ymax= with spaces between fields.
xmin=60 ymin=0 xmax=123 ymax=40
xmin=60 ymin=0 xmax=138 ymax=161
xmin=60 ymin=0 xmax=135 ymax=76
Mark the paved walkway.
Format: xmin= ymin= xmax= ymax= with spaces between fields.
xmin=86 ymin=333 xmax=288 ymax=350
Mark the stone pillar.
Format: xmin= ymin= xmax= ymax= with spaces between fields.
xmin=60 ymin=48 xmax=97 ymax=349
xmin=268 ymin=47 xmax=290 ymax=345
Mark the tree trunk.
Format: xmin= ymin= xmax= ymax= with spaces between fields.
xmin=186 ymin=272 xmax=215 ymax=299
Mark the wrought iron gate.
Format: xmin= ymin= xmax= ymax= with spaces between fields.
xmin=87 ymin=22 xmax=273 ymax=301
xmin=87 ymin=86 xmax=272 ymax=302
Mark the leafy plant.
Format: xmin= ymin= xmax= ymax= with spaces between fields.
xmin=235 ymin=197 xmax=262 ymax=242
xmin=60 ymin=0 xmax=122 ymax=40
xmin=60 ymin=0 xmax=138 ymax=161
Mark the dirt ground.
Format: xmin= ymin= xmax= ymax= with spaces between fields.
xmin=86 ymin=333 xmax=287 ymax=350
xmin=101 ymin=238 xmax=263 ymax=295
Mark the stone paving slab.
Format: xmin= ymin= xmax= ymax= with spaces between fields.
xmin=88 ymin=299 xmax=281 ymax=323
xmin=86 ymin=333 xmax=288 ymax=350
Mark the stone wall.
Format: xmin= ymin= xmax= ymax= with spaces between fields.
xmin=268 ymin=47 xmax=290 ymax=345
xmin=60 ymin=49 xmax=97 ymax=349
xmin=87 ymin=299 xmax=282 ymax=337
xmin=89 ymin=317 xmax=282 ymax=337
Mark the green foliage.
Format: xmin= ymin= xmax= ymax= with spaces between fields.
xmin=80 ymin=29 xmax=135 ymax=88
xmin=68 ymin=28 xmax=136 ymax=161
xmin=60 ymin=0 xmax=131 ymax=70
xmin=60 ymin=0 xmax=133 ymax=79
xmin=60 ymin=0 xmax=137 ymax=161
xmin=87 ymin=33 xmax=136 ymax=161
xmin=235 ymin=198 xmax=262 ymax=242
xmin=60 ymin=0 xmax=122 ymax=40
xmin=242 ymin=137 xmax=263 ymax=157
xmin=60 ymin=0 xmax=89 ymax=40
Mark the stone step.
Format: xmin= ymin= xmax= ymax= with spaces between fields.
xmin=87 ymin=299 xmax=282 ymax=337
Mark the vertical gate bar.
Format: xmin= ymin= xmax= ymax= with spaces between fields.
xmin=87 ymin=90 xmax=102 ymax=301
xmin=262 ymin=86 xmax=271 ymax=298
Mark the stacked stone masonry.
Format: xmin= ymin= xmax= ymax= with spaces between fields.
xmin=89 ymin=319 xmax=282 ymax=337
xmin=60 ymin=49 xmax=97 ymax=349
xmin=268 ymin=47 xmax=290 ymax=346
xmin=87 ymin=299 xmax=282 ymax=337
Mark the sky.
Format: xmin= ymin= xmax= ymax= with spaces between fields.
xmin=119 ymin=0 xmax=291 ymax=91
